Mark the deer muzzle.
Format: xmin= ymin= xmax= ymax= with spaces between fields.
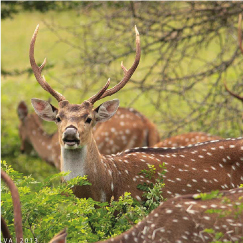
xmin=62 ymin=126 xmax=80 ymax=148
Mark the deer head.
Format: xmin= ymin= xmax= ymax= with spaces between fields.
xmin=30 ymin=25 xmax=140 ymax=150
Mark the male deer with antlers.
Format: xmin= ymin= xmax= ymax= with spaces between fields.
xmin=30 ymin=25 xmax=243 ymax=202
xmin=17 ymin=101 xmax=159 ymax=169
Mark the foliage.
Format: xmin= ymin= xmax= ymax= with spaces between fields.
xmin=1 ymin=161 xmax=147 ymax=242
xmin=193 ymin=190 xmax=223 ymax=200
xmin=137 ymin=163 xmax=166 ymax=212
xmin=1 ymin=1 xmax=127 ymax=20
xmin=1 ymin=2 xmax=78 ymax=19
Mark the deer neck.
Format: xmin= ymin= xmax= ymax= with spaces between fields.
xmin=61 ymin=134 xmax=102 ymax=182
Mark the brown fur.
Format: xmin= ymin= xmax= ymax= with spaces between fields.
xmin=155 ymin=132 xmax=222 ymax=148
xmin=99 ymin=188 xmax=243 ymax=243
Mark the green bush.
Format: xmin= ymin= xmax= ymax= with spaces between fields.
xmin=1 ymin=161 xmax=166 ymax=242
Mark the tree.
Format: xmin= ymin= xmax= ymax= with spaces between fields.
xmin=41 ymin=2 xmax=243 ymax=138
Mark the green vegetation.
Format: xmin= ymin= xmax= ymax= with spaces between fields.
xmin=1 ymin=161 xmax=165 ymax=242
xmin=1 ymin=2 xmax=243 ymax=242
xmin=137 ymin=164 xmax=166 ymax=212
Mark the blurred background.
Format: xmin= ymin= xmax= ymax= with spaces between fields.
xmin=2 ymin=1 xmax=243 ymax=180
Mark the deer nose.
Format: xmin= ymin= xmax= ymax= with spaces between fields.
xmin=63 ymin=126 xmax=78 ymax=139
xmin=62 ymin=126 xmax=80 ymax=147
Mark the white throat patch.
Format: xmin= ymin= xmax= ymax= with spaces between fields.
xmin=61 ymin=145 xmax=87 ymax=181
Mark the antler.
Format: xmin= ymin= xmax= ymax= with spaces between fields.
xmin=224 ymin=14 xmax=243 ymax=102
xmin=1 ymin=170 xmax=23 ymax=243
xmin=88 ymin=78 xmax=111 ymax=104
xmin=89 ymin=26 xmax=141 ymax=104
xmin=1 ymin=217 xmax=12 ymax=241
xmin=30 ymin=25 xmax=66 ymax=102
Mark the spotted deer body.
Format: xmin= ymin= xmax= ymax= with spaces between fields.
xmin=95 ymin=107 xmax=160 ymax=154
xmin=99 ymin=188 xmax=243 ymax=243
xmin=18 ymin=102 xmax=159 ymax=170
xmin=30 ymin=25 xmax=243 ymax=203
xmin=73 ymin=137 xmax=243 ymax=201
xmin=155 ymin=132 xmax=222 ymax=148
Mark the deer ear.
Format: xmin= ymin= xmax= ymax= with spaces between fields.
xmin=94 ymin=99 xmax=120 ymax=123
xmin=17 ymin=101 xmax=28 ymax=120
xmin=31 ymin=98 xmax=58 ymax=122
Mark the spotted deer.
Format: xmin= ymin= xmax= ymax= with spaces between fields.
xmin=17 ymin=101 xmax=159 ymax=169
xmin=154 ymin=132 xmax=222 ymax=148
xmin=30 ymin=25 xmax=243 ymax=203
xmin=1 ymin=170 xmax=67 ymax=243
xmin=98 ymin=187 xmax=243 ymax=243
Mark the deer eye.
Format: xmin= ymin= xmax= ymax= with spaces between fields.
xmin=85 ymin=117 xmax=92 ymax=124
xmin=56 ymin=116 xmax=61 ymax=122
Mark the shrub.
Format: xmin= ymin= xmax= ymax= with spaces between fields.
xmin=1 ymin=161 xmax=166 ymax=242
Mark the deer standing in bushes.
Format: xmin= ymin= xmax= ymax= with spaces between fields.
xmin=98 ymin=187 xmax=243 ymax=243
xmin=1 ymin=170 xmax=67 ymax=243
xmin=30 ymin=25 xmax=243 ymax=202
xmin=17 ymin=102 xmax=159 ymax=169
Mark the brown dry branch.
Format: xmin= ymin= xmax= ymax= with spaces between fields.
xmin=42 ymin=2 xmax=243 ymax=138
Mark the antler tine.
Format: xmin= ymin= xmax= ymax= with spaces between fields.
xmin=98 ymin=25 xmax=141 ymax=100
xmin=224 ymin=81 xmax=243 ymax=102
xmin=121 ymin=61 xmax=128 ymax=74
xmin=30 ymin=25 xmax=66 ymax=102
xmin=88 ymin=78 xmax=111 ymax=104
xmin=1 ymin=216 xmax=12 ymax=241
xmin=238 ymin=14 xmax=243 ymax=55
xmin=1 ymin=170 xmax=23 ymax=243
